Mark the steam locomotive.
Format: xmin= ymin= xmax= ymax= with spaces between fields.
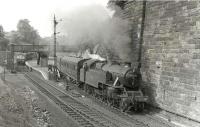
xmin=56 ymin=56 xmax=148 ymax=111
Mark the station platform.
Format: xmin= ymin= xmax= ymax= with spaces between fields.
xmin=25 ymin=60 xmax=49 ymax=80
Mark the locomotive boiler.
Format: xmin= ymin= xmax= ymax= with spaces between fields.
xmin=56 ymin=56 xmax=148 ymax=111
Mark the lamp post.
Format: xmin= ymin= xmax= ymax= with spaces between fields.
xmin=3 ymin=50 xmax=7 ymax=81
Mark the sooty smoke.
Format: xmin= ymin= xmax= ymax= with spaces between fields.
xmin=58 ymin=4 xmax=133 ymax=62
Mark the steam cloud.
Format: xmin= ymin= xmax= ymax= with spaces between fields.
xmin=58 ymin=4 xmax=133 ymax=62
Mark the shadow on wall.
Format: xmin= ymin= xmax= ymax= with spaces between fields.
xmin=127 ymin=79 xmax=163 ymax=115
xmin=141 ymin=80 xmax=162 ymax=114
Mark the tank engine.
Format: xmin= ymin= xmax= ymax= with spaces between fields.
xmin=56 ymin=56 xmax=148 ymax=111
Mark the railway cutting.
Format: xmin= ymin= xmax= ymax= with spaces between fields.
xmin=25 ymin=72 xmax=142 ymax=127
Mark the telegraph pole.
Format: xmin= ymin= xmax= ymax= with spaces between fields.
xmin=3 ymin=50 xmax=7 ymax=81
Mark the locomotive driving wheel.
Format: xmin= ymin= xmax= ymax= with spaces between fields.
xmin=84 ymin=84 xmax=88 ymax=93
xmin=119 ymin=98 xmax=129 ymax=112
xmin=106 ymin=97 xmax=112 ymax=106
xmin=138 ymin=102 xmax=144 ymax=111
xmin=134 ymin=102 xmax=144 ymax=112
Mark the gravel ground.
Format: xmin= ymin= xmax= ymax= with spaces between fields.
xmin=0 ymin=74 xmax=52 ymax=127
xmin=0 ymin=68 xmax=79 ymax=127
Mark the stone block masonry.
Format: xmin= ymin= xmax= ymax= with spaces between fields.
xmin=111 ymin=0 xmax=200 ymax=124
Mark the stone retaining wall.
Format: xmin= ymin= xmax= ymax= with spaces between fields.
xmin=112 ymin=0 xmax=200 ymax=122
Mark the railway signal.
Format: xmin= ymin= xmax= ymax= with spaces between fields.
xmin=53 ymin=14 xmax=62 ymax=80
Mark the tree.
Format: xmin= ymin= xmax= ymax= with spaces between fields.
xmin=0 ymin=25 xmax=9 ymax=50
xmin=16 ymin=19 xmax=40 ymax=45
xmin=9 ymin=31 xmax=22 ymax=44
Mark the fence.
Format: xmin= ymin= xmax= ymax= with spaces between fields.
xmin=0 ymin=51 xmax=12 ymax=69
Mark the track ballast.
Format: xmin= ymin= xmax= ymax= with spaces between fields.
xmin=25 ymin=72 xmax=144 ymax=127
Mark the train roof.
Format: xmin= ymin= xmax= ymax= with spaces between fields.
xmin=60 ymin=56 xmax=85 ymax=64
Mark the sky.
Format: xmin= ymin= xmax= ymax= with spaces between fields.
xmin=0 ymin=0 xmax=109 ymax=37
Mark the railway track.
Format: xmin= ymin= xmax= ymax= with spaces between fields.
xmin=69 ymin=82 xmax=176 ymax=127
xmin=25 ymin=72 xmax=145 ymax=127
xmin=92 ymin=96 xmax=175 ymax=127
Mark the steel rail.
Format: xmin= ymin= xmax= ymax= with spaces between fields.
xmin=73 ymin=83 xmax=175 ymax=127
xmin=25 ymin=72 xmax=124 ymax=127
xmin=25 ymin=72 xmax=95 ymax=127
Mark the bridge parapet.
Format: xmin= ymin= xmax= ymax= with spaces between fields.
xmin=10 ymin=44 xmax=49 ymax=52
xmin=9 ymin=44 xmax=49 ymax=72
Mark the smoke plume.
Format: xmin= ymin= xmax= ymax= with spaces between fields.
xmin=58 ymin=4 xmax=133 ymax=62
